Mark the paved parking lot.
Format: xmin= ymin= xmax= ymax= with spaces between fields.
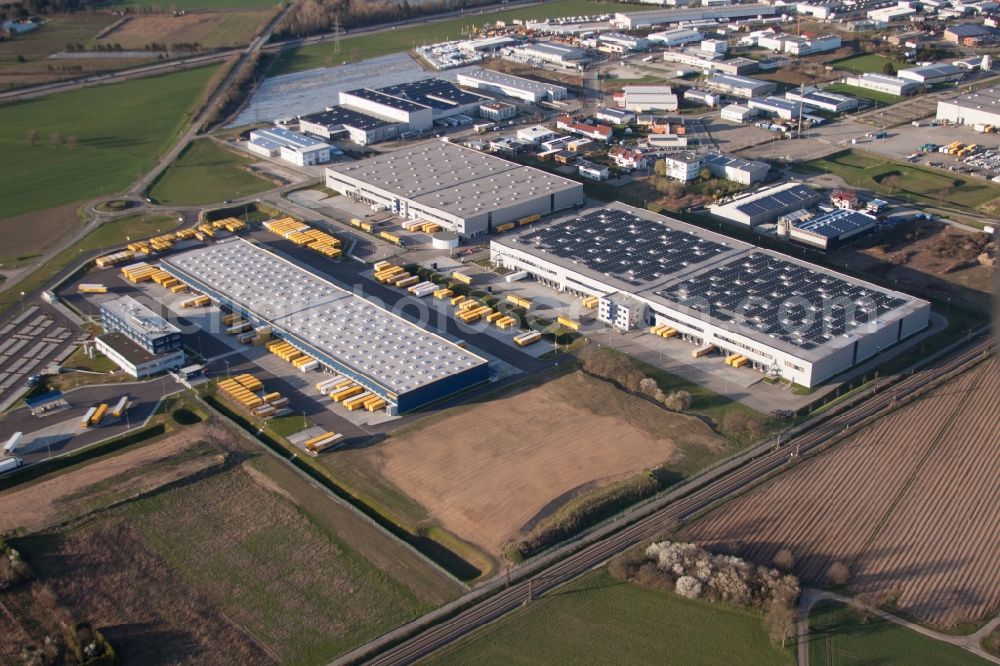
xmin=0 ymin=304 xmax=85 ymax=407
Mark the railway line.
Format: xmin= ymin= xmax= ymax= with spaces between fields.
xmin=355 ymin=335 xmax=994 ymax=666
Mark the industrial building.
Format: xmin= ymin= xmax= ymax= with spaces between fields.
xmin=709 ymin=182 xmax=823 ymax=225
xmin=936 ymin=84 xmax=1000 ymax=125
xmin=662 ymin=51 xmax=759 ymax=75
xmin=511 ymin=43 xmax=590 ymax=68
xmin=647 ymin=28 xmax=704 ymax=47
xmin=684 ymin=89 xmax=720 ymax=107
xmin=703 ymin=152 xmax=770 ymax=185
xmin=615 ymin=86 xmax=679 ymax=112
xmin=456 ymin=69 xmax=568 ymax=103
xmin=943 ymin=23 xmax=998 ymax=44
xmin=596 ymin=108 xmax=636 ymax=124
xmin=248 ymin=127 xmax=332 ymax=166
xmin=298 ymin=106 xmax=400 ymax=146
xmin=479 ymin=100 xmax=517 ymax=121
xmin=324 ymin=140 xmax=583 ymax=238
xmin=778 ymin=208 xmax=877 ymax=250
xmin=896 ymin=63 xmax=964 ymax=85
xmin=785 ymin=87 xmax=858 ymax=113
xmin=721 ymin=103 xmax=759 ymax=122
xmin=161 ymin=239 xmax=489 ymax=414
xmin=339 ymin=78 xmax=489 ymax=131
xmin=758 ymin=33 xmax=841 ymax=55
xmin=706 ymin=74 xmax=776 ymax=98
xmin=866 ymin=4 xmax=916 ymax=21
xmin=597 ymin=32 xmax=649 ymax=52
xmin=843 ymin=73 xmax=919 ymax=96
xmin=517 ymin=125 xmax=557 ymax=144
xmin=490 ymin=202 xmax=929 ymax=387
xmin=748 ymin=96 xmax=805 ymax=120
xmin=98 ymin=295 xmax=184 ymax=378
xmin=612 ymin=4 xmax=779 ymax=29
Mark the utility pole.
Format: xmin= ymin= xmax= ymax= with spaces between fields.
xmin=333 ymin=14 xmax=341 ymax=56
xmin=797 ymin=82 xmax=804 ymax=140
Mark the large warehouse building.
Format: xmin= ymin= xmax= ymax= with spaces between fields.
xmin=936 ymin=84 xmax=1000 ymax=126
xmin=612 ymin=4 xmax=779 ymax=29
xmin=161 ymin=239 xmax=489 ymax=414
xmin=456 ymin=69 xmax=568 ymax=103
xmin=325 ymin=140 xmax=583 ymax=238
xmin=490 ymin=203 xmax=929 ymax=387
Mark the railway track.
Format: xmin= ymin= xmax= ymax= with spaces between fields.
xmin=358 ymin=336 xmax=993 ymax=666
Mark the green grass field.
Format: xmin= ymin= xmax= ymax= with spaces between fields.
xmin=147 ymin=138 xmax=273 ymax=205
xmin=0 ymin=65 xmax=217 ymax=221
xmin=426 ymin=569 xmax=794 ymax=665
xmin=808 ymin=602 xmax=990 ymax=666
xmin=824 ymin=82 xmax=904 ymax=106
xmin=0 ymin=15 xmax=114 ymax=65
xmin=802 ymin=150 xmax=1000 ymax=211
xmin=826 ymin=53 xmax=905 ymax=75
xmin=271 ymin=0 xmax=649 ymax=75
xmin=0 ymin=213 xmax=179 ymax=313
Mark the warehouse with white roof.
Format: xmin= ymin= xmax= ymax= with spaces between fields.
xmin=490 ymin=202 xmax=929 ymax=387
xmin=324 ymin=140 xmax=583 ymax=238
xmin=457 ymin=69 xmax=567 ymax=103
xmin=161 ymin=239 xmax=489 ymax=414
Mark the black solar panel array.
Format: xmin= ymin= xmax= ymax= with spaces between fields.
xmin=379 ymin=78 xmax=484 ymax=110
xmin=516 ymin=208 xmax=730 ymax=286
xmin=735 ymin=184 xmax=820 ymax=220
xmin=656 ymin=252 xmax=908 ymax=350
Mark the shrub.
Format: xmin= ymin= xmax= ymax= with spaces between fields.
xmin=773 ymin=548 xmax=795 ymax=571
xmin=172 ymin=408 xmax=202 ymax=425
xmin=826 ymin=561 xmax=851 ymax=586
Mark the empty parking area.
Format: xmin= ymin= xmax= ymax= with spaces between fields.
xmin=0 ymin=305 xmax=82 ymax=404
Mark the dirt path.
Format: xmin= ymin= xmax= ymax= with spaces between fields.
xmin=0 ymin=426 xmax=208 ymax=534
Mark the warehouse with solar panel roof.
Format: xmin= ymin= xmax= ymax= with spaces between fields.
xmin=491 ymin=202 xmax=930 ymax=387
xmin=161 ymin=239 xmax=489 ymax=414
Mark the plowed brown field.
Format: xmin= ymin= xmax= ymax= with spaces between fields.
xmin=684 ymin=357 xmax=1000 ymax=629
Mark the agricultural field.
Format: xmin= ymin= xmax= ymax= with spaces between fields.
xmin=270 ymin=0 xmax=652 ymax=75
xmin=104 ymin=0 xmax=280 ymax=9
xmin=148 ymin=138 xmax=274 ymax=205
xmin=1 ymin=421 xmax=460 ymax=664
xmin=684 ymin=357 xmax=1000 ymax=630
xmin=826 ymin=53 xmax=906 ymax=75
xmin=802 ymin=149 xmax=1000 ymax=211
xmin=0 ymin=14 xmax=141 ymax=90
xmin=96 ymin=10 xmax=274 ymax=50
xmin=425 ymin=569 xmax=793 ymax=665
xmin=0 ymin=64 xmax=218 ymax=221
xmin=323 ymin=371 xmax=727 ymax=573
xmin=808 ymin=602 xmax=991 ymax=666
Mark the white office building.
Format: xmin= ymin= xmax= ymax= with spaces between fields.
xmin=661 ymin=152 xmax=703 ymax=181
xmin=248 ymin=126 xmax=332 ymax=166
xmin=721 ymin=103 xmax=759 ymax=122
xmin=706 ymin=74 xmax=777 ymax=98
xmin=647 ymin=28 xmax=704 ymax=47
xmin=618 ymin=86 xmax=679 ymax=112
xmin=703 ymin=152 xmax=770 ymax=185
xmin=785 ymin=87 xmax=859 ymax=113
xmin=490 ymin=202 xmax=930 ymax=387
xmin=748 ymin=96 xmax=805 ymax=120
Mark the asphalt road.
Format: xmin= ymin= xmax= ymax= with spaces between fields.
xmin=1 ymin=375 xmax=179 ymax=464
xmin=338 ymin=334 xmax=994 ymax=666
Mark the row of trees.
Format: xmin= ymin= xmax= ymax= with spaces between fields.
xmin=274 ymin=0 xmax=497 ymax=40
xmin=63 ymin=42 xmax=202 ymax=53
xmin=24 ymin=129 xmax=78 ymax=150
xmin=611 ymin=541 xmax=800 ymax=650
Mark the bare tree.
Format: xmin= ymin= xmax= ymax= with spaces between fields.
xmin=852 ymin=592 xmax=879 ymax=623
xmin=663 ymin=390 xmax=693 ymax=411
xmin=773 ymin=548 xmax=795 ymax=571
xmin=826 ymin=561 xmax=851 ymax=586
xmin=49 ymin=130 xmax=62 ymax=146
xmin=66 ymin=135 xmax=78 ymax=151
xmin=24 ymin=129 xmax=39 ymax=145
xmin=766 ymin=599 xmax=797 ymax=650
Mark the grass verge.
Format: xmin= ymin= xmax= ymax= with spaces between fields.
xmin=147 ymin=138 xmax=273 ymax=205
xmin=425 ymin=569 xmax=794 ymax=665
xmin=808 ymin=601 xmax=990 ymax=665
